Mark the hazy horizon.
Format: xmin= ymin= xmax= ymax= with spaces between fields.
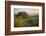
xmin=14 ymin=8 xmax=39 ymax=15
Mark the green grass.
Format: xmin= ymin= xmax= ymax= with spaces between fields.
xmin=14 ymin=16 xmax=39 ymax=27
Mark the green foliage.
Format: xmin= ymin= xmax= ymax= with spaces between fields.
xmin=14 ymin=15 xmax=39 ymax=27
xmin=14 ymin=11 xmax=39 ymax=27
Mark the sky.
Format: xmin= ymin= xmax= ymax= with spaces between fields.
xmin=14 ymin=8 xmax=39 ymax=15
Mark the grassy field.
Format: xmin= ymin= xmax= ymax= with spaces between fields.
xmin=14 ymin=15 xmax=39 ymax=27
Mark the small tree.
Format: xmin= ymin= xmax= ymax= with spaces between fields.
xmin=15 ymin=11 xmax=28 ymax=18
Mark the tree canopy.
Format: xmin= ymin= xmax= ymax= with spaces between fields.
xmin=15 ymin=11 xmax=28 ymax=17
